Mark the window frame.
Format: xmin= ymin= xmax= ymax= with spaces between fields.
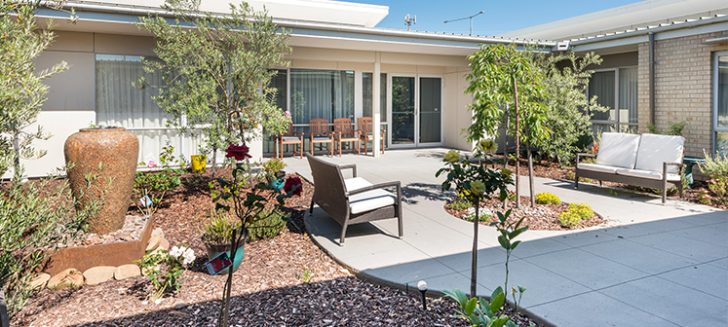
xmin=587 ymin=66 xmax=639 ymax=133
xmin=712 ymin=51 xmax=728 ymax=156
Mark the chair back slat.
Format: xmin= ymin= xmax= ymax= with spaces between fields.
xmin=357 ymin=117 xmax=373 ymax=135
xmin=334 ymin=118 xmax=355 ymax=137
xmin=309 ymin=118 xmax=330 ymax=136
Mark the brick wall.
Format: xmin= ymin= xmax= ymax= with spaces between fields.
xmin=637 ymin=32 xmax=728 ymax=157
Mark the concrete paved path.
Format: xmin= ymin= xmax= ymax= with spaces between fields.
xmin=283 ymin=149 xmax=728 ymax=327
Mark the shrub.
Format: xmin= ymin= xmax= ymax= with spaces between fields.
xmin=262 ymin=158 xmax=286 ymax=177
xmin=138 ymin=246 xmax=194 ymax=299
xmin=559 ymin=211 xmax=582 ymax=228
xmin=247 ymin=210 xmax=287 ymax=242
xmin=0 ymin=179 xmax=97 ymax=316
xmin=134 ymin=170 xmax=181 ymax=216
xmin=699 ymin=152 xmax=728 ymax=206
xmin=568 ymin=203 xmax=595 ymax=220
xmin=447 ymin=198 xmax=472 ymax=211
xmin=535 ymin=192 xmax=561 ymax=205
xmin=201 ymin=211 xmax=241 ymax=246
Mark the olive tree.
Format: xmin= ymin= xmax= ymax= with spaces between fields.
xmin=0 ymin=0 xmax=68 ymax=181
xmin=140 ymin=0 xmax=291 ymax=169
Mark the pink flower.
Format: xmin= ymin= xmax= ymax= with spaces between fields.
xmin=225 ymin=144 xmax=251 ymax=161
xmin=284 ymin=111 xmax=292 ymax=119
xmin=147 ymin=160 xmax=158 ymax=168
xmin=283 ymin=176 xmax=303 ymax=196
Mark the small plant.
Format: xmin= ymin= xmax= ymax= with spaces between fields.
xmin=134 ymin=170 xmax=181 ymax=217
xmin=491 ymin=209 xmax=527 ymax=295
xmin=559 ymin=203 xmax=594 ymax=228
xmin=137 ymin=246 xmax=195 ymax=299
xmin=247 ymin=210 xmax=287 ymax=242
xmin=262 ymin=158 xmax=286 ymax=177
xmin=667 ymin=121 xmax=686 ymax=136
xmin=201 ymin=211 xmax=241 ymax=246
xmin=464 ymin=210 xmax=491 ymax=222
xmin=535 ymin=192 xmax=561 ymax=205
xmin=444 ymin=288 xmax=515 ymax=327
xmin=301 ymin=266 xmax=313 ymax=283
xmin=447 ymin=197 xmax=472 ymax=211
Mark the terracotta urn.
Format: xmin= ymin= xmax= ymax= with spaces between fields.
xmin=64 ymin=127 xmax=139 ymax=234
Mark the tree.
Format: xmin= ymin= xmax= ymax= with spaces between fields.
xmin=0 ymin=0 xmax=68 ymax=181
xmin=140 ymin=0 xmax=291 ymax=169
xmin=466 ymin=44 xmax=549 ymax=207
xmin=536 ymin=52 xmax=603 ymax=165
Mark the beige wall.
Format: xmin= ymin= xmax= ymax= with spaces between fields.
xmin=12 ymin=31 xmax=473 ymax=178
xmin=637 ymin=32 xmax=728 ymax=157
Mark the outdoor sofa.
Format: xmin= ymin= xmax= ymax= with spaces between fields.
xmin=306 ymin=154 xmax=403 ymax=245
xmin=575 ymin=132 xmax=684 ymax=203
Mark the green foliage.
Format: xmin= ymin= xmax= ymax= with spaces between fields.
xmin=537 ymin=52 xmax=604 ymax=165
xmin=262 ymin=158 xmax=286 ymax=177
xmin=201 ymin=211 xmax=241 ymax=246
xmin=437 ymin=150 xmax=513 ymax=205
xmin=301 ymin=266 xmax=313 ymax=284
xmin=699 ymin=151 xmax=728 ymax=179
xmin=0 ymin=178 xmax=98 ymax=316
xmin=535 ymin=192 xmax=561 ymax=205
xmin=647 ymin=121 xmax=687 ymax=136
xmin=134 ymin=169 xmax=181 ymax=217
xmin=447 ymin=198 xmax=472 ymax=211
xmin=247 ymin=210 xmax=287 ymax=242
xmin=140 ymin=0 xmax=291 ymax=151
xmin=444 ymin=288 xmax=517 ymax=327
xmin=491 ymin=210 xmax=528 ymax=295
xmin=559 ymin=203 xmax=595 ymax=228
xmin=0 ymin=0 xmax=68 ymax=180
xmin=137 ymin=249 xmax=186 ymax=299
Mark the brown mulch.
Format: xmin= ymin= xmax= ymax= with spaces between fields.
xmin=446 ymin=195 xmax=606 ymax=231
xmin=13 ymin=169 xmax=489 ymax=327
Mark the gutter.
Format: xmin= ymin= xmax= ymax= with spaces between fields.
xmin=42 ymin=1 xmax=555 ymax=48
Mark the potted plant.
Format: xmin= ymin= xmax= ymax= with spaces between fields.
xmin=201 ymin=211 xmax=244 ymax=274
xmin=191 ymin=145 xmax=209 ymax=174
xmin=262 ymin=158 xmax=287 ymax=191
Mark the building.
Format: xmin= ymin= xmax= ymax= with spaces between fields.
xmin=505 ymin=0 xmax=728 ymax=158
xmin=11 ymin=0 xmax=550 ymax=178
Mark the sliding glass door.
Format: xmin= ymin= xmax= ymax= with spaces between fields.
xmin=388 ymin=75 xmax=442 ymax=147
xmin=714 ymin=53 xmax=728 ymax=156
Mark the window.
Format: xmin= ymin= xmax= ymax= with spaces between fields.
xmin=289 ymin=69 xmax=354 ymax=125
xmin=95 ymin=54 xmax=202 ymax=164
xmin=270 ymin=69 xmax=287 ymax=111
xmin=362 ymin=72 xmax=387 ymax=123
xmin=714 ymin=53 xmax=728 ymax=156
xmin=588 ymin=67 xmax=638 ymax=134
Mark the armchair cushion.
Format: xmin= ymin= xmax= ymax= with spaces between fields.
xmin=577 ymin=163 xmax=619 ymax=174
xmin=344 ymin=177 xmax=372 ymax=192
xmin=634 ymin=133 xmax=684 ymax=174
xmin=595 ymin=133 xmax=641 ymax=169
xmin=616 ymin=168 xmax=681 ymax=181
xmin=281 ymin=136 xmax=301 ymax=142
xmin=349 ymin=189 xmax=396 ymax=214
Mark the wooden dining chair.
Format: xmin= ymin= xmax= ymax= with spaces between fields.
xmin=309 ymin=118 xmax=334 ymax=156
xmin=333 ymin=118 xmax=360 ymax=157
xmin=357 ymin=117 xmax=385 ymax=155
xmin=276 ymin=124 xmax=304 ymax=159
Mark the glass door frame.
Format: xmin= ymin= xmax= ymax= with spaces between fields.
xmin=386 ymin=73 xmax=444 ymax=148
xmin=713 ymin=51 xmax=728 ymax=155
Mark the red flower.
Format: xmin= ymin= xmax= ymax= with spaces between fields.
xmin=225 ymin=144 xmax=251 ymax=161
xmin=283 ymin=176 xmax=303 ymax=196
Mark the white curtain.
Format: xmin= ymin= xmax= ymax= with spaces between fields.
xmin=619 ymin=67 xmax=638 ymax=126
xmin=95 ymin=55 xmax=201 ymax=165
xmin=290 ymin=69 xmax=354 ymax=125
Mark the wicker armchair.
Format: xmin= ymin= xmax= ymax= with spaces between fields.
xmin=308 ymin=118 xmax=334 ymax=156
xmin=333 ymin=118 xmax=360 ymax=157
xmin=306 ymin=154 xmax=402 ymax=245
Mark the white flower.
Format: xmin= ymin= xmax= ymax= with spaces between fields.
xmin=169 ymin=246 xmax=183 ymax=258
xmin=181 ymin=248 xmax=196 ymax=267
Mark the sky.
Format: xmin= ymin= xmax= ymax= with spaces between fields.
xmin=357 ymin=0 xmax=642 ymax=36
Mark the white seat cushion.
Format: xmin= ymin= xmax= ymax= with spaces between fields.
xmin=634 ymin=133 xmax=684 ymax=174
xmin=313 ymin=136 xmax=331 ymax=141
xmin=344 ymin=177 xmax=372 ymax=192
xmin=349 ymin=189 xmax=396 ymax=214
xmin=595 ymin=132 xmax=641 ymax=169
xmin=281 ymin=136 xmax=300 ymax=142
xmin=577 ymin=163 xmax=619 ymax=174
xmin=616 ymin=168 xmax=681 ymax=181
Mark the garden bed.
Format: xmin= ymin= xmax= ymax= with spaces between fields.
xmin=12 ymin=169 xmax=541 ymax=326
xmin=446 ymin=195 xmax=606 ymax=231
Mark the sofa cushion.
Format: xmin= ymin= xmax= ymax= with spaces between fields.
xmin=595 ymin=133 xmax=641 ymax=169
xmin=634 ymin=133 xmax=684 ymax=174
xmin=577 ymin=163 xmax=619 ymax=174
xmin=616 ymin=168 xmax=681 ymax=181
xmin=349 ymin=189 xmax=396 ymax=214
xmin=344 ymin=177 xmax=372 ymax=192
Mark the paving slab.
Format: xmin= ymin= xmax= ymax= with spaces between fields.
xmin=286 ymin=149 xmax=728 ymax=326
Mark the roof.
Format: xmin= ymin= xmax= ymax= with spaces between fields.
xmin=502 ymin=0 xmax=728 ymax=41
xmin=36 ymin=0 xmax=554 ymax=57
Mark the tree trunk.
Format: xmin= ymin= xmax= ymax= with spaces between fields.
xmin=12 ymin=131 xmax=21 ymax=182
xmin=513 ymin=79 xmax=521 ymax=209
xmin=502 ymin=104 xmax=509 ymax=170
xmin=528 ymin=147 xmax=535 ymax=207
xmin=211 ymin=148 xmax=218 ymax=178
xmin=470 ymin=204 xmax=479 ymax=297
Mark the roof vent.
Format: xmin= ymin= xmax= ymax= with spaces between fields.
xmin=556 ymin=40 xmax=570 ymax=51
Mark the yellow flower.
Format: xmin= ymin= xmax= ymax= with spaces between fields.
xmin=443 ymin=150 xmax=461 ymax=164
xmin=476 ymin=139 xmax=497 ymax=154
xmin=470 ymin=180 xmax=486 ymax=196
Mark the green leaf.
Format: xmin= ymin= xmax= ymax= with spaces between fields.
xmin=489 ymin=290 xmax=506 ymax=313
xmin=464 ymin=297 xmax=478 ymax=316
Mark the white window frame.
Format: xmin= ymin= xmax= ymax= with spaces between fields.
xmin=712 ymin=51 xmax=728 ymax=155
xmin=587 ymin=66 xmax=639 ymax=133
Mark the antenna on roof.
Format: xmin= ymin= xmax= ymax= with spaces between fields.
xmin=444 ymin=10 xmax=484 ymax=36
xmin=404 ymin=14 xmax=416 ymax=31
